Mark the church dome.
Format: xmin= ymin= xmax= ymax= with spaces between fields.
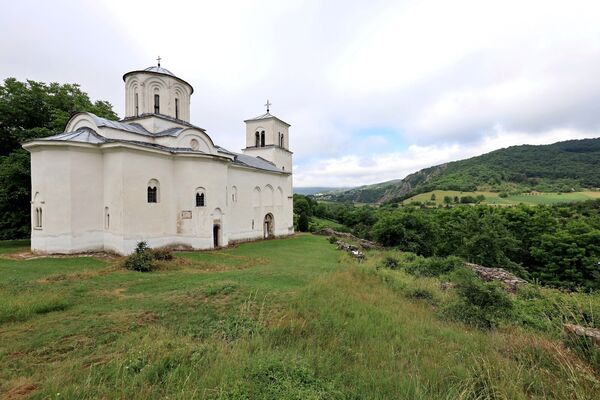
xmin=143 ymin=66 xmax=175 ymax=76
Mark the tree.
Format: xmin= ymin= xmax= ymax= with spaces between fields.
xmin=443 ymin=196 xmax=453 ymax=204
xmin=0 ymin=78 xmax=118 ymax=238
xmin=297 ymin=212 xmax=309 ymax=232
xmin=430 ymin=193 xmax=436 ymax=201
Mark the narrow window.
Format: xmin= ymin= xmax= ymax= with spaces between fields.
xmin=135 ymin=93 xmax=139 ymax=116
xmin=175 ymin=98 xmax=179 ymax=119
xmin=255 ymin=132 xmax=260 ymax=147
xmin=105 ymin=207 xmax=110 ymax=229
xmin=260 ymin=131 xmax=265 ymax=147
xmin=148 ymin=186 xmax=157 ymax=203
xmin=196 ymin=192 xmax=205 ymax=207
xmin=154 ymin=94 xmax=160 ymax=114
xmin=35 ymin=207 xmax=43 ymax=228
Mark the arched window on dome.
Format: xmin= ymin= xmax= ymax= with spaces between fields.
xmin=175 ymin=98 xmax=179 ymax=119
xmin=154 ymin=94 xmax=160 ymax=114
xmin=135 ymin=93 xmax=139 ymax=116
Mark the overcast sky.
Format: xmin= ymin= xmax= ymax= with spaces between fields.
xmin=2 ymin=0 xmax=600 ymax=187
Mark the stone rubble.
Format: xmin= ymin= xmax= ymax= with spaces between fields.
xmin=335 ymin=241 xmax=365 ymax=261
xmin=464 ymin=262 xmax=527 ymax=293
xmin=315 ymin=228 xmax=380 ymax=250
xmin=564 ymin=323 xmax=600 ymax=347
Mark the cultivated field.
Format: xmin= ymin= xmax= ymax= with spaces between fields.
xmin=1 ymin=235 xmax=599 ymax=399
xmin=404 ymin=190 xmax=600 ymax=206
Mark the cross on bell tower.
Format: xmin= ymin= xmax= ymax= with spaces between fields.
xmin=264 ymin=99 xmax=272 ymax=113
xmin=157 ymin=56 xmax=162 ymax=67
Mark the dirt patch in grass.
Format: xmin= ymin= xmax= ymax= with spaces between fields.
xmin=3 ymin=251 xmax=121 ymax=261
xmin=3 ymin=378 xmax=38 ymax=400
xmin=37 ymin=265 xmax=120 ymax=284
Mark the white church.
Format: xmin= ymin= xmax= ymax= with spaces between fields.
xmin=23 ymin=62 xmax=294 ymax=255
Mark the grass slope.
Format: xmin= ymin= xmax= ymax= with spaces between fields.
xmin=1 ymin=235 xmax=599 ymax=399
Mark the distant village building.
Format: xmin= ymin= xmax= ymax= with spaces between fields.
xmin=23 ymin=62 xmax=294 ymax=255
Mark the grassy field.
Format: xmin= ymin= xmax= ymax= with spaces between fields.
xmin=309 ymin=216 xmax=348 ymax=231
xmin=1 ymin=235 xmax=599 ymax=399
xmin=404 ymin=190 xmax=600 ymax=206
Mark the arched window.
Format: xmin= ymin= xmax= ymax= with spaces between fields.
xmin=195 ymin=187 xmax=206 ymax=207
xmin=34 ymin=207 xmax=43 ymax=229
xmin=147 ymin=179 xmax=159 ymax=203
xmin=105 ymin=207 xmax=110 ymax=229
xmin=175 ymin=98 xmax=179 ymax=119
xmin=260 ymin=131 xmax=265 ymax=147
xmin=196 ymin=192 xmax=205 ymax=207
xmin=231 ymin=186 xmax=238 ymax=203
xmin=135 ymin=93 xmax=139 ymax=116
xmin=255 ymin=132 xmax=260 ymax=147
xmin=154 ymin=94 xmax=160 ymax=114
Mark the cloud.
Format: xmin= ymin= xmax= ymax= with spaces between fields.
xmin=293 ymin=127 xmax=600 ymax=187
xmin=1 ymin=0 xmax=600 ymax=187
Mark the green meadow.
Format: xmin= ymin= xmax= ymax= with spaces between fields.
xmin=404 ymin=190 xmax=600 ymax=206
xmin=1 ymin=235 xmax=599 ymax=399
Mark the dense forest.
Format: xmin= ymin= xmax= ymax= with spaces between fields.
xmin=0 ymin=78 xmax=118 ymax=239
xmin=320 ymin=138 xmax=600 ymax=203
xmin=295 ymin=194 xmax=600 ymax=290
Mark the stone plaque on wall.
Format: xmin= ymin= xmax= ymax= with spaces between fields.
xmin=181 ymin=210 xmax=192 ymax=219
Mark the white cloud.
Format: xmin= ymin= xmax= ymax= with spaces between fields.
xmin=294 ymin=127 xmax=600 ymax=187
xmin=1 ymin=0 xmax=600 ymax=187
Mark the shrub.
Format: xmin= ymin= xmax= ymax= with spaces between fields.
xmin=404 ymin=256 xmax=463 ymax=277
xmin=328 ymin=236 xmax=338 ymax=244
xmin=499 ymin=192 xmax=509 ymax=198
xmin=381 ymin=256 xmax=400 ymax=270
xmin=151 ymin=248 xmax=173 ymax=261
xmin=460 ymin=195 xmax=477 ymax=204
xmin=564 ymin=335 xmax=600 ymax=373
xmin=406 ymin=288 xmax=436 ymax=303
xmin=443 ymin=268 xmax=513 ymax=329
xmin=124 ymin=241 xmax=155 ymax=272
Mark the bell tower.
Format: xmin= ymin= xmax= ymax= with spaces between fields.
xmin=242 ymin=100 xmax=292 ymax=172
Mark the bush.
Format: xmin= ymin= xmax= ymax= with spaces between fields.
xmin=297 ymin=212 xmax=309 ymax=232
xmin=152 ymin=248 xmax=173 ymax=261
xmin=444 ymin=269 xmax=513 ymax=329
xmin=124 ymin=241 xmax=155 ymax=272
xmin=381 ymin=256 xmax=400 ymax=270
xmin=404 ymin=256 xmax=463 ymax=277
xmin=499 ymin=192 xmax=509 ymax=198
xmin=460 ymin=196 xmax=477 ymax=204
xmin=406 ymin=288 xmax=436 ymax=303
xmin=328 ymin=236 xmax=338 ymax=244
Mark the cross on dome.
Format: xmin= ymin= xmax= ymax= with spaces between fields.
xmin=157 ymin=55 xmax=162 ymax=67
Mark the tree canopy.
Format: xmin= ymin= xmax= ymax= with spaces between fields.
xmin=0 ymin=77 xmax=118 ymax=239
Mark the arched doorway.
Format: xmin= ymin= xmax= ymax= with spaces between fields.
xmin=264 ymin=213 xmax=274 ymax=238
xmin=213 ymin=224 xmax=220 ymax=248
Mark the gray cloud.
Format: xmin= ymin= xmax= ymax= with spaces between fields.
xmin=2 ymin=0 xmax=599 ymax=186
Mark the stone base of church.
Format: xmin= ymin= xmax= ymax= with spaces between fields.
xmin=31 ymin=228 xmax=295 ymax=256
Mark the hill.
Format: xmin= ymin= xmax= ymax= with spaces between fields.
xmin=318 ymin=137 xmax=600 ymax=203
xmin=294 ymin=186 xmax=352 ymax=196
xmin=1 ymin=236 xmax=600 ymax=398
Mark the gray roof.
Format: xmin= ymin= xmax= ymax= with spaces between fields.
xmin=90 ymin=115 xmax=186 ymax=137
xmin=143 ymin=66 xmax=175 ymax=76
xmin=35 ymin=129 xmax=285 ymax=174
xmin=231 ymin=152 xmax=282 ymax=172
xmin=244 ymin=111 xmax=291 ymax=126
xmin=41 ymin=128 xmax=107 ymax=144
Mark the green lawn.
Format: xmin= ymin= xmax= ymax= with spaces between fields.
xmin=404 ymin=190 xmax=600 ymax=206
xmin=1 ymin=235 xmax=599 ymax=399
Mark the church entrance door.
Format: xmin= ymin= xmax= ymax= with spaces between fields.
xmin=264 ymin=213 xmax=274 ymax=238
xmin=213 ymin=224 xmax=220 ymax=247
